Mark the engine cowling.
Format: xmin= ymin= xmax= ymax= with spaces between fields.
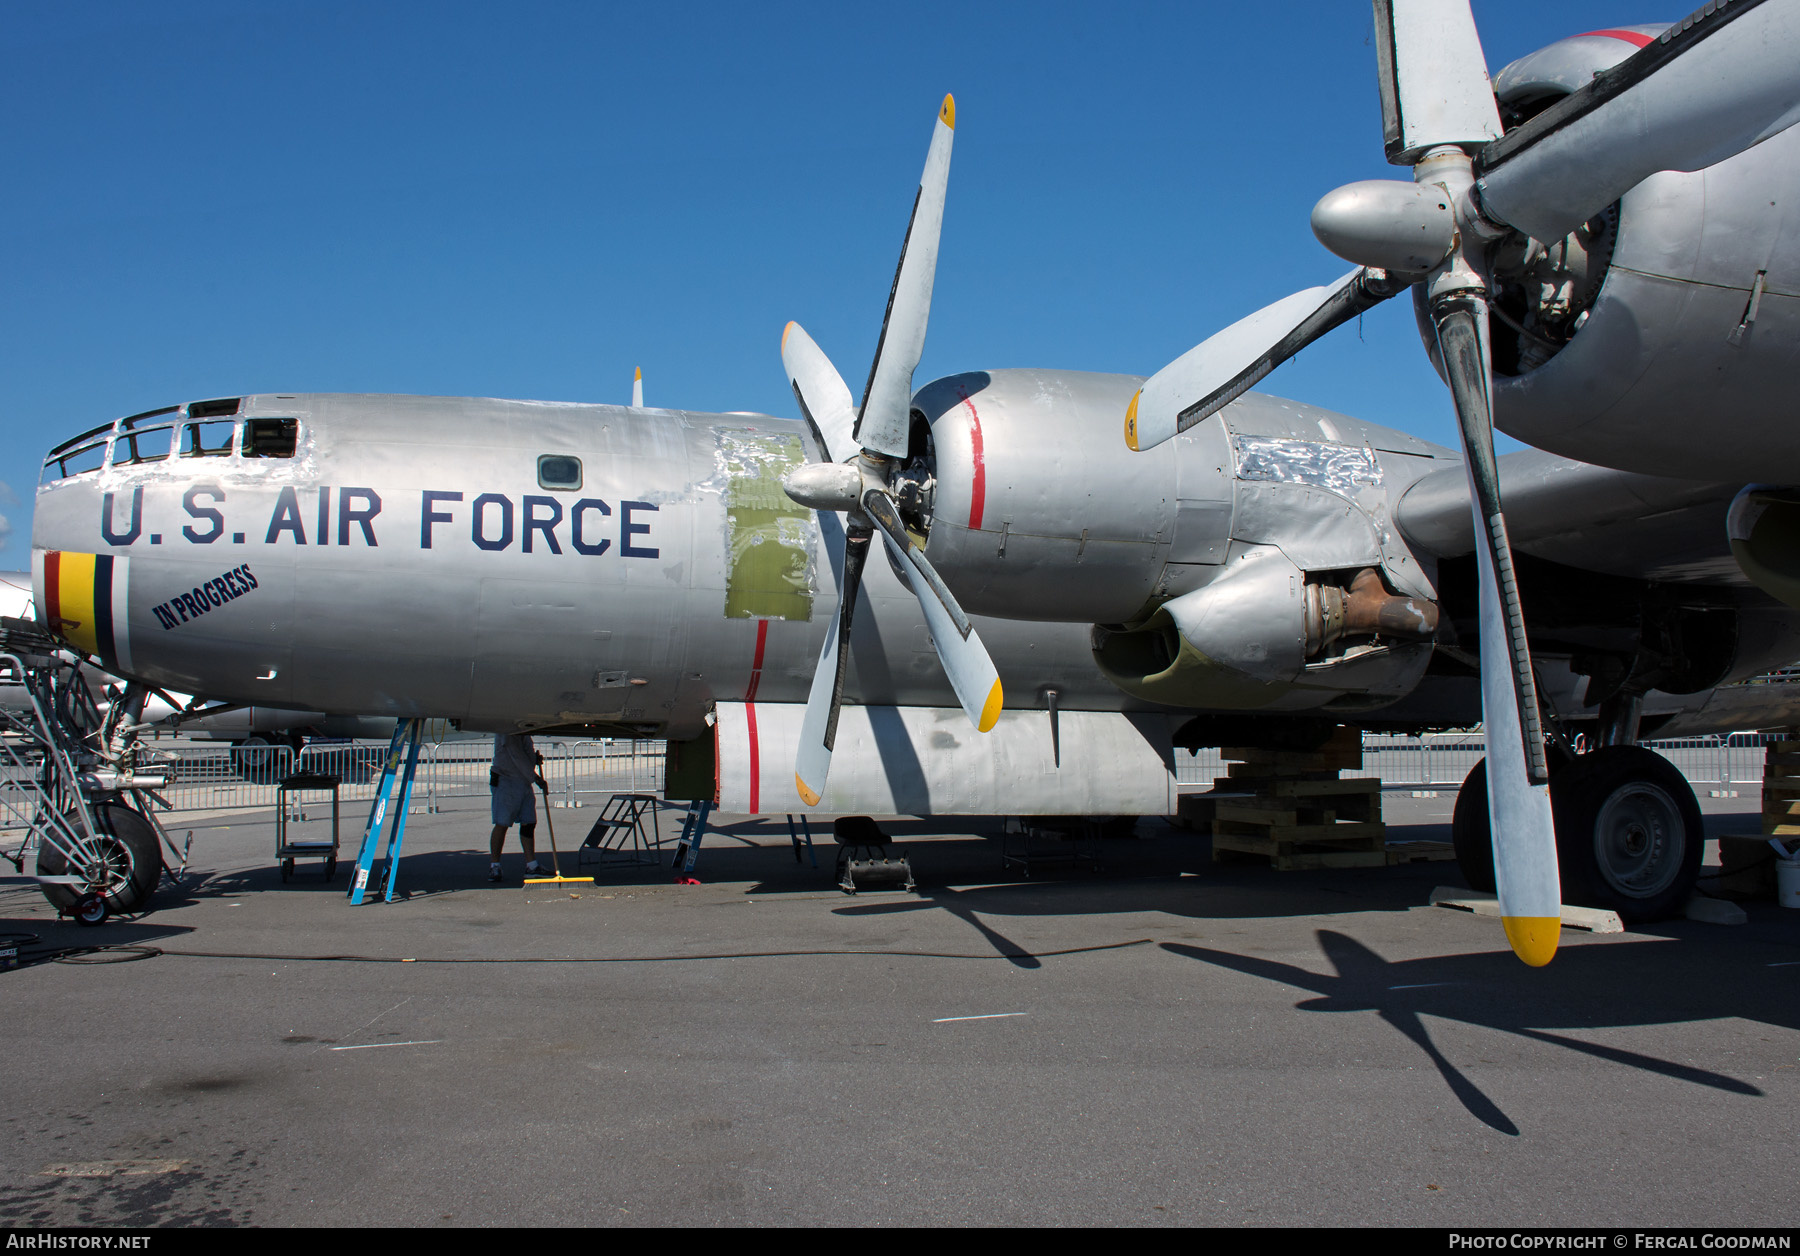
xmin=1422 ymin=26 xmax=1800 ymax=481
xmin=913 ymin=369 xmax=1445 ymax=711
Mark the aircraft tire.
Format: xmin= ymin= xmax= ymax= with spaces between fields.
xmin=37 ymin=802 xmax=163 ymax=918
xmin=1550 ymin=746 xmax=1701 ymax=924
xmin=1450 ymin=758 xmax=1498 ymax=894
xmin=231 ymin=735 xmax=284 ymax=784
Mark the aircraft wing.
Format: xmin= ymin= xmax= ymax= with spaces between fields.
xmin=1395 ymin=450 xmax=1747 ymax=587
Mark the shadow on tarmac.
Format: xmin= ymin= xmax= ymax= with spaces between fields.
xmin=1163 ymin=927 xmax=1798 ymax=1135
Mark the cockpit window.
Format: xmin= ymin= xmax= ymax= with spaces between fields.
xmin=242 ymin=418 xmax=298 ymax=458
xmin=114 ymin=425 xmax=175 ymax=465
xmin=537 ymin=454 xmax=582 ymax=490
xmin=41 ymin=440 xmax=109 ymax=483
xmin=181 ymin=420 xmax=236 ymax=457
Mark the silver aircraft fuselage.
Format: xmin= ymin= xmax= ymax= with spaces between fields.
xmin=31 ymin=377 xmax=1800 ymax=745
xmin=31 ymin=391 xmax=1142 ymax=739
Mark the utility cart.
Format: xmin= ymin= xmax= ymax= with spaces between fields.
xmin=275 ymin=771 xmax=341 ymax=881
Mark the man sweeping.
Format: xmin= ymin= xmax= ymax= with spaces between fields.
xmin=488 ymin=732 xmax=552 ymax=882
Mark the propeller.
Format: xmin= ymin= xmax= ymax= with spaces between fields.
xmin=779 ymin=95 xmax=1003 ymax=807
xmin=632 ymin=367 xmax=643 ymax=409
xmin=1128 ymin=0 xmax=1800 ymax=965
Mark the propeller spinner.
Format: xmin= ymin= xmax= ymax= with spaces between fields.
xmin=1127 ymin=0 xmax=1800 ymax=966
xmin=779 ymin=95 xmax=1003 ymax=808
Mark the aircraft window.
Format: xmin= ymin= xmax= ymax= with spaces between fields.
xmin=180 ymin=420 xmax=237 ymax=458
xmin=188 ymin=397 xmax=242 ymax=419
xmin=120 ymin=406 xmax=179 ymax=430
xmin=113 ymin=425 xmax=175 ymax=465
xmin=41 ymin=440 xmax=109 ymax=483
xmin=537 ymin=455 xmax=582 ymax=491
xmin=243 ymin=417 xmax=298 ymax=458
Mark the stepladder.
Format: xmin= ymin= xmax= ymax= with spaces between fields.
xmin=347 ymin=718 xmax=424 ymax=904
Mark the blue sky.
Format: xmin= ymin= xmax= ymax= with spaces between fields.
xmin=1 ymin=1 xmax=1642 ymax=571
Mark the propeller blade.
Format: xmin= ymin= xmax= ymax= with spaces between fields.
xmin=1431 ymin=293 xmax=1561 ymax=967
xmin=794 ymin=521 xmax=872 ymax=806
xmin=862 ymin=487 xmax=1002 ymax=732
xmin=1476 ymin=0 xmax=1800 ymax=243
xmin=1126 ymin=268 xmax=1402 ymax=451
xmin=1373 ymin=0 xmax=1502 ymax=163
xmin=632 ymin=367 xmax=643 ymax=409
xmin=781 ymin=321 xmax=858 ymax=464
xmin=855 ymin=95 xmax=956 ymax=459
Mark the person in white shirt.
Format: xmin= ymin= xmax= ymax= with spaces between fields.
xmin=489 ymin=733 xmax=551 ymax=882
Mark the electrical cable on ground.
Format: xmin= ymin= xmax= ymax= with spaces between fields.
xmin=3 ymin=936 xmax=1157 ymax=969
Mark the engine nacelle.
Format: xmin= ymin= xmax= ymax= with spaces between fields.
xmin=911 ymin=369 xmax=1201 ymax=625
xmin=913 ymin=368 xmax=1447 ymax=712
xmin=1090 ymin=547 xmax=1436 ymax=712
xmin=1418 ymin=26 xmax=1800 ymax=481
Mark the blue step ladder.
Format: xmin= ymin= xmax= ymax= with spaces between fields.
xmin=347 ymin=718 xmax=423 ymax=905
xmin=786 ymin=814 xmax=819 ymax=868
xmin=670 ymin=800 xmax=712 ymax=877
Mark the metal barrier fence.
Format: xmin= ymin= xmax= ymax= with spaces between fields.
xmin=1181 ymin=731 xmax=1773 ymax=790
xmin=138 ymin=737 xmax=670 ymax=816
xmin=127 ymin=729 xmax=1778 ymax=816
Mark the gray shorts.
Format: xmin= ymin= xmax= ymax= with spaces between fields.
xmin=491 ymin=774 xmax=537 ymax=827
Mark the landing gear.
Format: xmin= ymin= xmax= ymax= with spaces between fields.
xmin=1551 ymin=746 xmax=1702 ymax=923
xmin=36 ymin=803 xmax=164 ymax=919
xmin=1452 ymin=747 xmax=1702 ymax=923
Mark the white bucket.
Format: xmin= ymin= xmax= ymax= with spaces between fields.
xmin=1779 ymin=858 xmax=1800 ymax=909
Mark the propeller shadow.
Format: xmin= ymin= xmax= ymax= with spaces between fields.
xmin=1163 ymin=929 xmax=1774 ymax=1135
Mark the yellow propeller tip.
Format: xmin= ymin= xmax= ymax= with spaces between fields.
xmin=939 ymin=94 xmax=955 ymax=130
xmin=795 ymin=774 xmax=820 ymax=807
xmin=978 ymin=679 xmax=1003 ymax=733
xmin=1502 ymin=916 xmax=1561 ymax=967
xmin=634 ymin=366 xmax=641 ymax=381
xmin=1124 ymin=391 xmax=1141 ymax=451
xmin=781 ymin=321 xmax=797 ymax=351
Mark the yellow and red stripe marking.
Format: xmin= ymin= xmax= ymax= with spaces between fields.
xmin=37 ymin=550 xmax=130 ymax=672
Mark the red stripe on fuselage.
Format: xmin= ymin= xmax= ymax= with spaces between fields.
xmin=959 ymin=387 xmax=986 ymax=530
xmin=1580 ymin=28 xmax=1654 ymax=47
xmin=43 ymin=551 xmax=61 ymax=628
xmin=743 ymin=619 xmax=769 ymax=813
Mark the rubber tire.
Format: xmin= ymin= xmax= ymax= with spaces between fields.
xmin=1550 ymin=745 xmax=1702 ymax=924
xmin=37 ymin=803 xmax=163 ymax=918
xmin=231 ymin=735 xmax=282 ymax=784
xmin=1451 ymin=758 xmax=1498 ymax=894
xmin=1452 ymin=753 xmax=1577 ymax=895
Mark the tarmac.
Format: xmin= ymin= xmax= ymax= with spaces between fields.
xmin=1 ymin=792 xmax=1796 ymax=1228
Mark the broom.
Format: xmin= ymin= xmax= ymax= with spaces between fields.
xmin=524 ymin=770 xmax=594 ymax=885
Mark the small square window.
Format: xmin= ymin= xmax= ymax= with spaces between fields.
xmin=243 ymin=418 xmax=298 ymax=458
xmin=181 ymin=420 xmax=236 ymax=457
xmin=537 ymin=454 xmax=582 ymax=490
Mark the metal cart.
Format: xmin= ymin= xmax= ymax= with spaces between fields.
xmin=276 ymin=771 xmax=341 ymax=881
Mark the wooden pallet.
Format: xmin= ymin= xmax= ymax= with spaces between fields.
xmin=1210 ymin=781 xmax=1387 ymax=869
xmin=1385 ymin=839 xmax=1457 ymax=865
xmin=1762 ymin=739 xmax=1800 ymax=835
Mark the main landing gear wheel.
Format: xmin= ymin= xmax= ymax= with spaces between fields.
xmin=1551 ymin=746 xmax=1702 ymax=924
xmin=1452 ymin=748 xmax=1702 ymax=923
xmin=36 ymin=803 xmax=163 ymax=919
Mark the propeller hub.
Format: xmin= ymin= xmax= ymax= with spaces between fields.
xmin=1311 ymin=179 xmax=1457 ymax=274
xmin=781 ymin=461 xmax=863 ymax=514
